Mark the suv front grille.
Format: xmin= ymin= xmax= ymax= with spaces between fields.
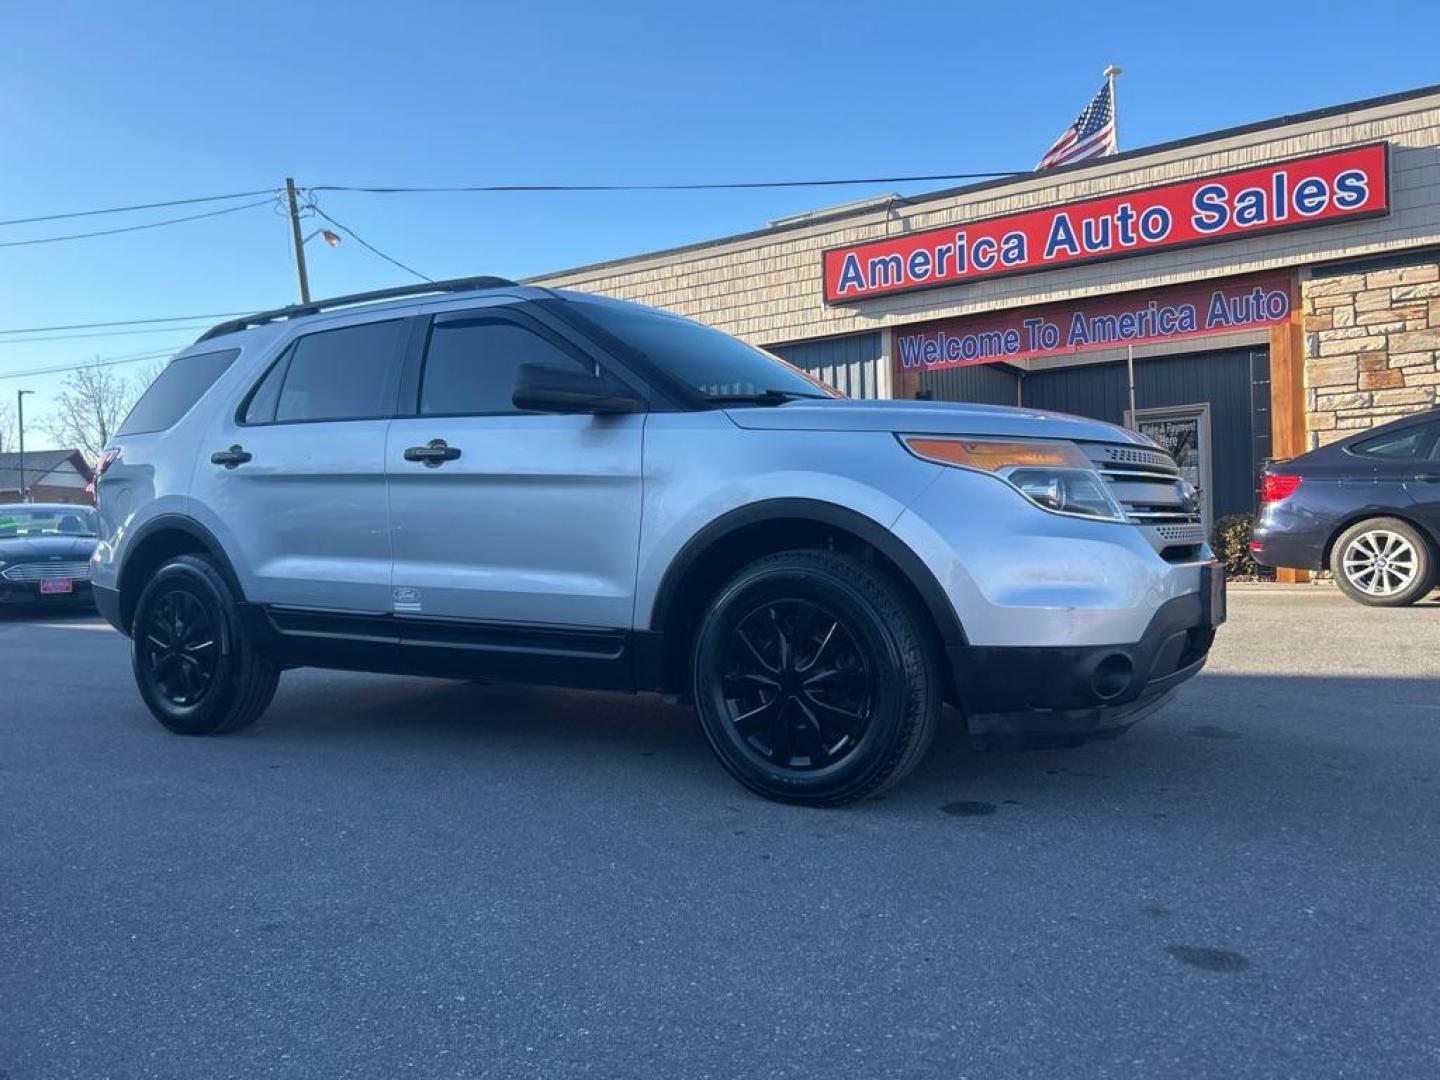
xmin=1099 ymin=445 xmax=1175 ymax=469
xmin=1 ymin=561 xmax=91 ymax=582
xmin=1083 ymin=444 xmax=1202 ymax=528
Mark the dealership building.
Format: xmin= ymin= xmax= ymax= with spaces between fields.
xmin=536 ymin=84 xmax=1440 ymax=578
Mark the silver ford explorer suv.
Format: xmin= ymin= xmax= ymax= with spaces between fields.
xmin=93 ymin=276 xmax=1224 ymax=806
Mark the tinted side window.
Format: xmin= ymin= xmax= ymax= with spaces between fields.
xmin=1350 ymin=423 xmax=1438 ymax=461
xmin=118 ymin=349 xmax=239 ymax=435
xmin=274 ymin=320 xmax=407 ymax=423
xmin=420 ymin=320 xmax=591 ymax=416
xmin=242 ymin=349 xmax=290 ymax=424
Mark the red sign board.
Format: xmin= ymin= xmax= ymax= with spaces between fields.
xmin=823 ymin=143 xmax=1388 ymax=304
xmin=894 ymin=272 xmax=1295 ymax=370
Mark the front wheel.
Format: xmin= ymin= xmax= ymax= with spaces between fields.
xmin=691 ymin=550 xmax=942 ymax=806
xmin=1331 ymin=517 xmax=1437 ymax=607
xmin=131 ymin=554 xmax=280 ymax=734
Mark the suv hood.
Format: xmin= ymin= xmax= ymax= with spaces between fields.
xmin=723 ymin=398 xmax=1151 ymax=446
xmin=0 ymin=536 xmax=98 ymax=561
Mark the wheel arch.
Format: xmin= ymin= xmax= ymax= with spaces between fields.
xmin=117 ymin=514 xmax=244 ymax=633
xmin=648 ymin=498 xmax=965 ymax=697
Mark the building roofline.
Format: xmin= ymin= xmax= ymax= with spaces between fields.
xmin=528 ymin=81 xmax=1440 ymax=284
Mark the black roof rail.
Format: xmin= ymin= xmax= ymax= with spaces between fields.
xmin=195 ymin=275 xmax=520 ymax=342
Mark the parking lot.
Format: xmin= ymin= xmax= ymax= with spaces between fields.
xmin=2 ymin=585 xmax=1438 ymax=1080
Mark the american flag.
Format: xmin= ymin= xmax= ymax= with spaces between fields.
xmin=1036 ymin=81 xmax=1117 ymax=170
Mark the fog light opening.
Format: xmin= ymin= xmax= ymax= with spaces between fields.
xmin=1091 ymin=653 xmax=1134 ymax=700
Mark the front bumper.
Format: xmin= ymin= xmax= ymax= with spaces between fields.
xmin=0 ymin=578 xmax=95 ymax=606
xmin=892 ymin=467 xmax=1214 ymax=649
xmin=950 ymin=580 xmax=1221 ymax=750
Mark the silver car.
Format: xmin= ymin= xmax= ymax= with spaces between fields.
xmin=93 ymin=277 xmax=1223 ymax=805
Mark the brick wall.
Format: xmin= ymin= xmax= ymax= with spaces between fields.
xmin=0 ymin=484 xmax=93 ymax=506
xmin=1303 ymin=254 xmax=1440 ymax=446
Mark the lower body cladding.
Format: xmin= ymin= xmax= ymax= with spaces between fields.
xmin=951 ymin=589 xmax=1220 ymax=749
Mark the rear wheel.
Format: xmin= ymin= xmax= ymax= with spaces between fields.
xmin=131 ymin=554 xmax=280 ymax=734
xmin=691 ymin=550 xmax=941 ymax=806
xmin=1331 ymin=517 xmax=1436 ymax=607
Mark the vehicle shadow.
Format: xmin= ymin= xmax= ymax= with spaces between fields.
xmin=245 ymin=667 xmax=1440 ymax=819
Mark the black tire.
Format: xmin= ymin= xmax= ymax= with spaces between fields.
xmin=130 ymin=554 xmax=280 ymax=735
xmin=1330 ymin=517 xmax=1437 ymax=607
xmin=691 ymin=549 xmax=941 ymax=807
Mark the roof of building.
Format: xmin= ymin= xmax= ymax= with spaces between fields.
xmin=0 ymin=449 xmax=93 ymax=492
xmin=529 ymin=82 xmax=1440 ymax=284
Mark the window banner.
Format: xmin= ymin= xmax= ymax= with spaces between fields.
xmin=894 ymin=272 xmax=1294 ymax=370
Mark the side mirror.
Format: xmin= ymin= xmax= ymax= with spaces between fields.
xmin=512 ymin=363 xmax=644 ymax=415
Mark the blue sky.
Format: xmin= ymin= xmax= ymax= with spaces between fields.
xmin=3 ymin=0 xmax=1438 ymax=445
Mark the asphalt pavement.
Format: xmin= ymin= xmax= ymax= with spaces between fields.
xmin=2 ymin=585 xmax=1438 ymax=1079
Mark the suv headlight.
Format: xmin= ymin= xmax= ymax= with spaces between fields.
xmin=900 ymin=436 xmax=1126 ymax=522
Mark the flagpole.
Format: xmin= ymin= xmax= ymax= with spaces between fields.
xmin=1104 ymin=63 xmax=1123 ymax=150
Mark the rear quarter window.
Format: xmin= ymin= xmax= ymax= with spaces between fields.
xmin=118 ymin=348 xmax=239 ymax=436
xmin=1348 ymin=422 xmax=1439 ymax=460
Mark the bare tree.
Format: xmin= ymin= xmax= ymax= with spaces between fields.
xmin=0 ymin=400 xmax=14 ymax=456
xmin=43 ymin=360 xmax=138 ymax=464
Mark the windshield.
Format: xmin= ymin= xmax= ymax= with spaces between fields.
xmin=562 ymin=298 xmax=841 ymax=402
xmin=0 ymin=507 xmax=99 ymax=539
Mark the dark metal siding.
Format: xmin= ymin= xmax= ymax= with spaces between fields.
xmin=768 ymin=333 xmax=881 ymax=399
xmin=918 ymin=362 xmax=1021 ymax=406
xmin=1018 ymin=347 xmax=1270 ymax=519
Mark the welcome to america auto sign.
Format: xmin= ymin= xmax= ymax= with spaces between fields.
xmin=822 ymin=144 xmax=1389 ymax=304
xmin=894 ymin=272 xmax=1294 ymax=370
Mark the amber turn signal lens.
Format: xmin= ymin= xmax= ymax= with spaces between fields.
xmin=901 ymin=437 xmax=1090 ymax=472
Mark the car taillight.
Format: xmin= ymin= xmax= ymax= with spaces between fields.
xmin=95 ymin=448 xmax=120 ymax=479
xmin=1260 ymin=473 xmax=1302 ymax=503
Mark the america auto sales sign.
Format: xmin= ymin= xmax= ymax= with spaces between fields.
xmin=822 ymin=144 xmax=1389 ymax=304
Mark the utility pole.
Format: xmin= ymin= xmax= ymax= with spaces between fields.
xmin=285 ymin=177 xmax=311 ymax=304
xmin=17 ymin=389 xmax=33 ymax=503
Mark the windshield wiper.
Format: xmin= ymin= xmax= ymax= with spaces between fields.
xmin=705 ymin=388 xmax=830 ymax=406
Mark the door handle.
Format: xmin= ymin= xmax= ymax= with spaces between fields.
xmin=1411 ymin=473 xmax=1440 ymax=483
xmin=403 ymin=439 xmax=462 ymax=467
xmin=210 ymin=444 xmax=252 ymax=468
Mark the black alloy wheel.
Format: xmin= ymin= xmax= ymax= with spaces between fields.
xmin=692 ymin=549 xmax=941 ymax=806
xmin=721 ymin=598 xmax=874 ymax=771
xmin=130 ymin=554 xmax=280 ymax=735
xmin=139 ymin=588 xmax=219 ymax=708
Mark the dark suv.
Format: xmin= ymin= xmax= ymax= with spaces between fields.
xmin=1252 ymin=407 xmax=1440 ymax=605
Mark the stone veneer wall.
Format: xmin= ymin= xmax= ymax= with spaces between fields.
xmin=1303 ymin=253 xmax=1440 ymax=447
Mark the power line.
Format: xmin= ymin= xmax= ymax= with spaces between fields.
xmin=307 ymin=203 xmax=432 ymax=283
xmin=0 ymin=348 xmax=180 ymax=383
xmin=0 ymin=324 xmax=216 ymax=346
xmin=310 ymin=171 xmax=1020 ymax=194
xmin=0 ymin=198 xmax=274 ymax=249
xmin=0 ymin=312 xmax=248 ymax=336
xmin=0 ymin=189 xmax=277 ymax=228
xmin=0 ymin=170 xmax=1022 ymax=235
